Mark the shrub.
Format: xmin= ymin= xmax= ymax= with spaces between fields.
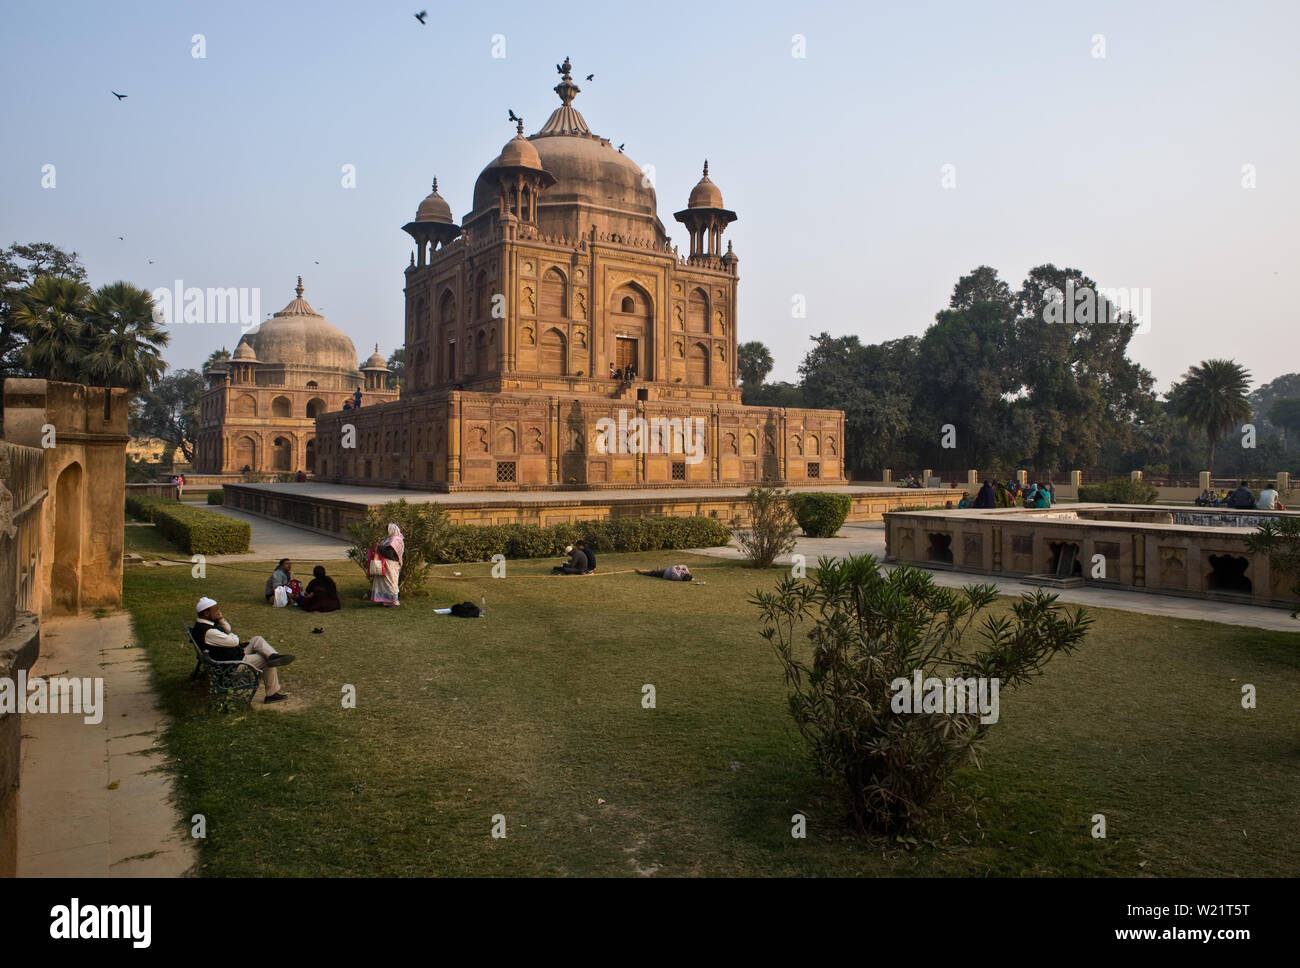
xmin=149 ymin=503 xmax=250 ymax=555
xmin=753 ymin=555 xmax=1092 ymax=832
xmin=431 ymin=516 xmax=731 ymax=563
xmin=735 ymin=487 xmax=798 ymax=568
xmin=1246 ymin=517 xmax=1300 ymax=616
xmin=206 ymin=490 xmax=224 ymax=505
xmin=1078 ymin=478 xmax=1159 ymax=504
xmin=788 ymin=492 xmax=851 ymax=537
xmin=346 ymin=499 xmax=451 ymax=595
xmin=125 ymin=494 xmax=166 ymax=520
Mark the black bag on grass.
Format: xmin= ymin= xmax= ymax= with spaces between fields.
xmin=449 ymin=601 xmax=482 ymax=618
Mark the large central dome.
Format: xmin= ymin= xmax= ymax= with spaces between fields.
xmin=469 ymin=59 xmax=665 ymax=243
xmin=243 ymin=277 xmax=360 ymax=373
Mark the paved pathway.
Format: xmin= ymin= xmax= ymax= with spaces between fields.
xmin=165 ymin=504 xmax=351 ymax=563
xmin=690 ymin=523 xmax=1300 ymax=633
xmin=17 ymin=614 xmax=196 ymax=876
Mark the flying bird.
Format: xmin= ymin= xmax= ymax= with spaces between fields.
xmin=508 ymin=109 xmax=520 ymax=122
xmin=112 ymin=91 xmax=127 ymax=100
xmin=617 ymin=143 xmax=625 ymax=152
xmin=585 ymin=74 xmax=594 ymax=81
xmin=314 ymin=260 xmax=320 ymax=264
xmin=414 ymin=10 xmax=427 ymax=23
xmin=147 ymin=259 xmax=154 ymax=264
xmin=117 ymin=236 xmax=124 ymax=240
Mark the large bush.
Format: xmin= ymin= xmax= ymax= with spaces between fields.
xmin=787 ymin=492 xmax=851 ymax=537
xmin=433 ymin=516 xmax=730 ymax=563
xmin=150 ymin=503 xmax=250 ymax=555
xmin=753 ymin=555 xmax=1092 ymax=832
xmin=125 ymin=494 xmax=166 ymax=520
xmin=735 ymin=487 xmax=798 ymax=568
xmin=1077 ymin=478 xmax=1159 ymax=504
xmin=206 ymin=490 xmax=224 ymax=505
xmin=347 ymin=499 xmax=452 ymax=595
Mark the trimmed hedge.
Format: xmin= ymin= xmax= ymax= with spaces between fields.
xmin=1078 ymin=478 xmax=1159 ymax=504
xmin=125 ymin=494 xmax=166 ymax=520
xmin=787 ymin=492 xmax=852 ymax=537
xmin=433 ymin=516 xmax=731 ymax=563
xmin=206 ymin=490 xmax=225 ymax=505
xmin=150 ymin=503 xmax=250 ymax=555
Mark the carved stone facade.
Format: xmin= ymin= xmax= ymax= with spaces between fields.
xmin=316 ymin=60 xmax=844 ymax=490
xmin=194 ymin=278 xmax=397 ymax=474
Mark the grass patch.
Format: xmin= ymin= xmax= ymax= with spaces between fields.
xmin=123 ymin=553 xmax=1300 ymax=877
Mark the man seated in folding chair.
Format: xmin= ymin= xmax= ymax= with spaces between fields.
xmin=192 ymin=596 xmax=295 ymax=704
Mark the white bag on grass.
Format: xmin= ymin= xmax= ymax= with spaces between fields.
xmin=273 ymin=585 xmax=289 ymax=608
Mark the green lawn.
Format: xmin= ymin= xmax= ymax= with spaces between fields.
xmin=122 ymin=553 xmax=1300 ymax=877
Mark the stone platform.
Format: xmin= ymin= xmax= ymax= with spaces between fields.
xmin=884 ymin=504 xmax=1300 ymax=610
xmin=223 ymin=481 xmax=954 ymax=538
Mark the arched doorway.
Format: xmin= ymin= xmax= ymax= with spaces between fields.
xmin=234 ymin=435 xmax=257 ymax=471
xmin=305 ymin=438 xmax=316 ymax=473
xmin=52 ymin=462 xmax=83 ymax=613
xmin=272 ymin=436 xmax=293 ymax=471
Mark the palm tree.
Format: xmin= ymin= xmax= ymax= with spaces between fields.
xmin=739 ymin=340 xmax=774 ymax=387
xmin=11 ymin=275 xmax=91 ymax=382
xmin=84 ymin=281 xmax=169 ymax=418
xmin=1174 ymin=359 xmax=1252 ymax=477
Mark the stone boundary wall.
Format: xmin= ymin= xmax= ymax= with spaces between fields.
xmin=224 ymin=483 xmax=952 ymax=539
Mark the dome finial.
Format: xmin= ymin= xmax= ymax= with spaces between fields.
xmin=432 ymin=177 xmax=438 ymax=193
xmin=703 ymin=159 xmax=709 ymax=177
xmin=553 ymin=56 xmax=580 ymax=107
xmin=295 ymin=276 xmax=303 ymax=299
xmin=516 ymin=118 xmax=524 ymax=136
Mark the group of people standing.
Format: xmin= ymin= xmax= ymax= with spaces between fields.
xmin=959 ymin=480 xmax=1055 ymax=509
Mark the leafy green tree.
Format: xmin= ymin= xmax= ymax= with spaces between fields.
xmin=0 ymin=243 xmax=88 ymax=386
xmin=132 ymin=368 xmax=204 ymax=463
xmin=738 ymin=341 xmax=774 ymax=387
xmin=753 ymin=555 xmax=1092 ymax=831
xmin=84 ymin=281 xmax=168 ymax=392
xmin=1268 ymin=397 xmax=1300 ymax=448
xmin=949 ymin=264 xmax=1013 ymax=310
xmin=1173 ymin=359 xmax=1253 ymax=477
xmin=1013 ymin=264 xmax=1155 ymax=472
xmin=386 ymin=347 xmax=405 ymax=392
xmin=743 ymin=381 xmax=805 ymax=407
xmin=11 ymin=275 xmax=91 ymax=382
xmin=798 ymin=333 xmax=918 ymax=476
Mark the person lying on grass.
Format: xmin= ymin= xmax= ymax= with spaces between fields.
xmin=635 ymin=564 xmax=693 ymax=581
xmin=192 ymin=596 xmax=295 ymax=704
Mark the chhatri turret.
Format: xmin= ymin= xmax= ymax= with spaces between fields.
xmin=403 ymin=178 xmax=461 ymax=266
xmin=673 ymin=160 xmax=737 ymax=267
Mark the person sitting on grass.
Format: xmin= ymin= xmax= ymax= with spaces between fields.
xmin=192 ymin=596 xmax=294 ymax=704
xmin=551 ymin=544 xmax=589 ymax=575
xmin=576 ymin=540 xmax=596 ymax=573
xmin=265 ymin=558 xmax=293 ymax=603
xmin=636 ymin=564 xmax=693 ymax=581
xmin=297 ymin=565 xmax=340 ymax=612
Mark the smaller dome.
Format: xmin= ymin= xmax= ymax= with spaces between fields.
xmin=233 ymin=340 xmax=257 ymax=361
xmin=688 ymin=160 xmax=723 ymax=209
xmin=415 ymin=178 xmax=454 ymax=223
xmin=362 ymin=344 xmax=387 ymax=369
xmin=499 ymin=121 xmax=543 ymax=171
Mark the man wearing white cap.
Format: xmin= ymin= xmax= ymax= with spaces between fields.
xmin=192 ymin=597 xmax=295 ymax=704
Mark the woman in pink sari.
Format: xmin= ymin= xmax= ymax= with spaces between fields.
xmin=369 ymin=523 xmax=405 ymax=606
